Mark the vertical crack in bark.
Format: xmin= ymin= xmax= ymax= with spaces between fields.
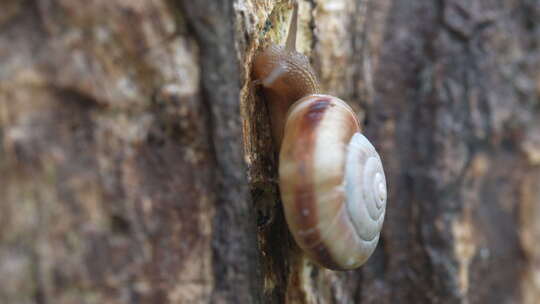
xmin=174 ymin=0 xmax=261 ymax=303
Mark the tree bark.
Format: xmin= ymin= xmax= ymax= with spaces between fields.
xmin=1 ymin=0 xmax=539 ymax=303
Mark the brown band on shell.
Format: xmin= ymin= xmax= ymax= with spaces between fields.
xmin=280 ymin=95 xmax=365 ymax=270
xmin=252 ymin=1 xmax=386 ymax=270
xmin=280 ymin=96 xmax=344 ymax=269
xmin=288 ymin=98 xmax=329 ymax=242
xmin=292 ymin=98 xmax=328 ymax=242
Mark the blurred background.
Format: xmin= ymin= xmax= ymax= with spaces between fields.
xmin=0 ymin=0 xmax=539 ymax=303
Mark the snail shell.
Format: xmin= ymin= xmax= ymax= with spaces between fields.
xmin=252 ymin=1 xmax=387 ymax=270
xmin=279 ymin=94 xmax=387 ymax=270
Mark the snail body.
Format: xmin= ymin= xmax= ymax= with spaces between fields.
xmin=253 ymin=2 xmax=387 ymax=270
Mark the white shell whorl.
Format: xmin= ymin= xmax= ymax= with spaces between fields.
xmin=279 ymin=95 xmax=387 ymax=270
xmin=344 ymin=133 xmax=387 ymax=248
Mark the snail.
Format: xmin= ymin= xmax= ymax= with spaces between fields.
xmin=252 ymin=1 xmax=387 ymax=270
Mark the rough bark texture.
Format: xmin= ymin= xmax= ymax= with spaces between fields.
xmin=1 ymin=0 xmax=539 ymax=303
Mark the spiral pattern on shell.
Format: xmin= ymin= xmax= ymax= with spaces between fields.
xmin=279 ymin=94 xmax=387 ymax=270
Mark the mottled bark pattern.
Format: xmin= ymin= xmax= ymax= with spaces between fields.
xmin=368 ymin=1 xmax=540 ymax=303
xmin=1 ymin=0 xmax=539 ymax=303
xmin=244 ymin=0 xmax=540 ymax=303
xmin=0 ymin=0 xmax=258 ymax=303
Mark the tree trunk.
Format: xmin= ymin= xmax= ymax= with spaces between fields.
xmin=1 ymin=0 xmax=539 ymax=303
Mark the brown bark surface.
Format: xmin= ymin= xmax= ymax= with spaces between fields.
xmin=1 ymin=0 xmax=539 ymax=303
